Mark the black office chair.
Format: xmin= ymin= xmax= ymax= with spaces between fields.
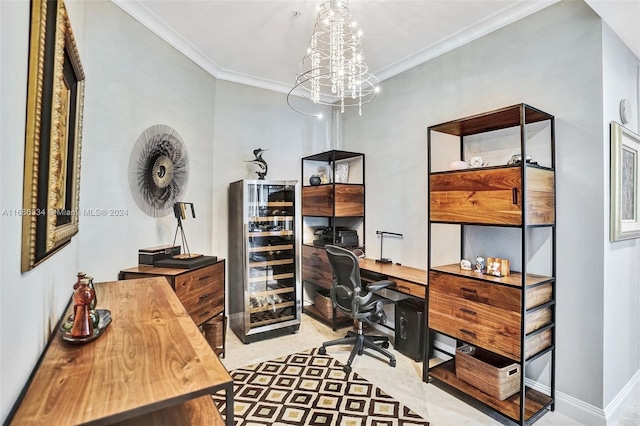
xmin=318 ymin=245 xmax=397 ymax=373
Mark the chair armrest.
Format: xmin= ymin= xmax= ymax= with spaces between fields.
xmin=365 ymin=280 xmax=395 ymax=292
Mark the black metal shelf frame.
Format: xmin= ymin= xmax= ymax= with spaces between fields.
xmin=425 ymin=104 xmax=556 ymax=426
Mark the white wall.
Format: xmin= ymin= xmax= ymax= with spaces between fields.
xmin=77 ymin=0 xmax=217 ymax=281
xmin=0 ymin=0 xmax=219 ymax=420
xmin=342 ymin=0 xmax=608 ymax=421
xmin=1 ymin=1 xmax=81 ymax=420
xmin=211 ymin=79 xmax=331 ymax=262
xmin=601 ymin=20 xmax=640 ymax=412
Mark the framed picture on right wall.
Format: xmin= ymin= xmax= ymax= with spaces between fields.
xmin=610 ymin=121 xmax=640 ymax=242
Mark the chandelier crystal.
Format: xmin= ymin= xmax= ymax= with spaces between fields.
xmin=288 ymin=0 xmax=379 ymax=118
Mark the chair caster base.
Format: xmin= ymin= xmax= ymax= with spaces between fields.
xmin=318 ymin=347 xmax=327 ymax=355
xmin=390 ymin=359 xmax=396 ymax=367
xmin=343 ymin=365 xmax=352 ymax=373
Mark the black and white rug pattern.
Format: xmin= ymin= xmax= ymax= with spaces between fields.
xmin=212 ymin=348 xmax=429 ymax=425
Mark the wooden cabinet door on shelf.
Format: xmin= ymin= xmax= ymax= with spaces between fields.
xmin=430 ymin=166 xmax=554 ymax=226
xmin=302 ymin=185 xmax=364 ymax=217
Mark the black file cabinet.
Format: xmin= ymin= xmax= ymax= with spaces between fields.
xmin=394 ymin=298 xmax=425 ymax=361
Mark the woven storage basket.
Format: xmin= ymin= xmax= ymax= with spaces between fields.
xmin=314 ymin=290 xmax=349 ymax=320
xmin=456 ymin=344 xmax=520 ymax=401
xmin=202 ymin=315 xmax=225 ymax=353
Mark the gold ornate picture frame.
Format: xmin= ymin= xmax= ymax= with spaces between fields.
xmin=21 ymin=0 xmax=85 ymax=272
xmin=610 ymin=121 xmax=640 ymax=242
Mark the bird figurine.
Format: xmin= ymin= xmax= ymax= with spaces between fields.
xmin=246 ymin=148 xmax=268 ymax=179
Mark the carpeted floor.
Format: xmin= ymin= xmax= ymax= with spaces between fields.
xmin=212 ymin=347 xmax=430 ymax=425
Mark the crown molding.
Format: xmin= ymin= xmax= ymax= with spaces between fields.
xmin=111 ymin=0 xmax=222 ymax=77
xmin=112 ymin=0 xmax=559 ymax=93
xmin=215 ymin=69 xmax=297 ymax=96
xmin=111 ymin=0 xmax=301 ymax=95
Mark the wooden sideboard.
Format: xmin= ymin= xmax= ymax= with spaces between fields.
xmin=119 ymin=259 xmax=226 ymax=356
xmin=7 ymin=277 xmax=233 ymax=425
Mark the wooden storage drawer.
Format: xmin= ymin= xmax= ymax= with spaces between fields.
xmin=525 ymin=328 xmax=552 ymax=359
xmin=526 ymin=282 xmax=553 ymax=310
xmin=302 ymin=184 xmax=364 ymax=217
xmin=525 ymin=306 xmax=552 ymax=334
xmin=302 ymin=245 xmax=333 ymax=288
xmin=391 ymin=278 xmax=426 ymax=299
xmin=429 ymin=272 xmax=554 ymax=361
xmin=429 ymin=291 xmax=520 ymax=360
xmin=430 ymin=271 xmax=520 ymax=312
xmin=175 ymin=262 xmax=225 ymax=324
xmin=430 ymin=303 xmax=553 ymax=361
xmin=430 ymin=271 xmax=553 ymax=310
xmin=430 ymin=167 xmax=554 ymax=226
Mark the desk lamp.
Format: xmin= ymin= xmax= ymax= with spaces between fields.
xmin=376 ymin=230 xmax=403 ymax=264
xmin=172 ymin=202 xmax=202 ymax=259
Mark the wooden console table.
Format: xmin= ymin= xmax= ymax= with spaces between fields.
xmin=119 ymin=258 xmax=226 ymax=357
xmin=7 ymin=277 xmax=234 ymax=425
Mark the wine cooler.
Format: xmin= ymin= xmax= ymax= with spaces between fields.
xmin=228 ymin=180 xmax=301 ymax=343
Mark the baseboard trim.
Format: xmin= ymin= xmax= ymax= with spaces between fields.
xmin=603 ymin=369 xmax=640 ymax=425
xmin=526 ymin=371 xmax=640 ymax=426
xmin=525 ymin=378 xmax=606 ymax=425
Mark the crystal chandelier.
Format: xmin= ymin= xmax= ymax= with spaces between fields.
xmin=287 ymin=0 xmax=379 ymax=118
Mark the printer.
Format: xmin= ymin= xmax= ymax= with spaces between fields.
xmin=313 ymin=227 xmax=359 ymax=248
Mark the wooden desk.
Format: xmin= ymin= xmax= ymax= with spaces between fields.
xmin=359 ymin=258 xmax=427 ymax=299
xmin=8 ymin=277 xmax=233 ymax=426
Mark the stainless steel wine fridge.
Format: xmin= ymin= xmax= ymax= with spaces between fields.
xmin=228 ymin=179 xmax=301 ymax=343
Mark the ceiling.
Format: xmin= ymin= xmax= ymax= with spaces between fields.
xmin=113 ymin=0 xmax=639 ymax=95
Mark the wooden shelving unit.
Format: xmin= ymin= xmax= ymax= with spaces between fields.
xmin=426 ymin=104 xmax=556 ymax=425
xmin=300 ymin=150 xmax=365 ymax=330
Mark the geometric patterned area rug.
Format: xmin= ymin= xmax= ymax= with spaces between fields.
xmin=212 ymin=347 xmax=429 ymax=425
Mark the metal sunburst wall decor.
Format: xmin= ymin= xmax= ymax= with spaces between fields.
xmin=128 ymin=124 xmax=189 ymax=217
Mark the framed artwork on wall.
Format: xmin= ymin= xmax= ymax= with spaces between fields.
xmin=610 ymin=121 xmax=640 ymax=242
xmin=21 ymin=0 xmax=85 ymax=272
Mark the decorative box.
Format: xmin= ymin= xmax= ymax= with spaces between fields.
xmin=138 ymin=245 xmax=181 ymax=265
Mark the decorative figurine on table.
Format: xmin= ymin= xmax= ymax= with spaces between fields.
xmin=246 ymin=148 xmax=268 ymax=179
xmin=70 ymin=279 xmax=95 ymax=338
xmin=460 ymin=259 xmax=472 ymax=271
xmin=309 ymin=174 xmax=322 ymax=186
xmin=475 ymin=256 xmax=485 ymax=273
xmin=467 ymin=156 xmax=488 ymax=168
